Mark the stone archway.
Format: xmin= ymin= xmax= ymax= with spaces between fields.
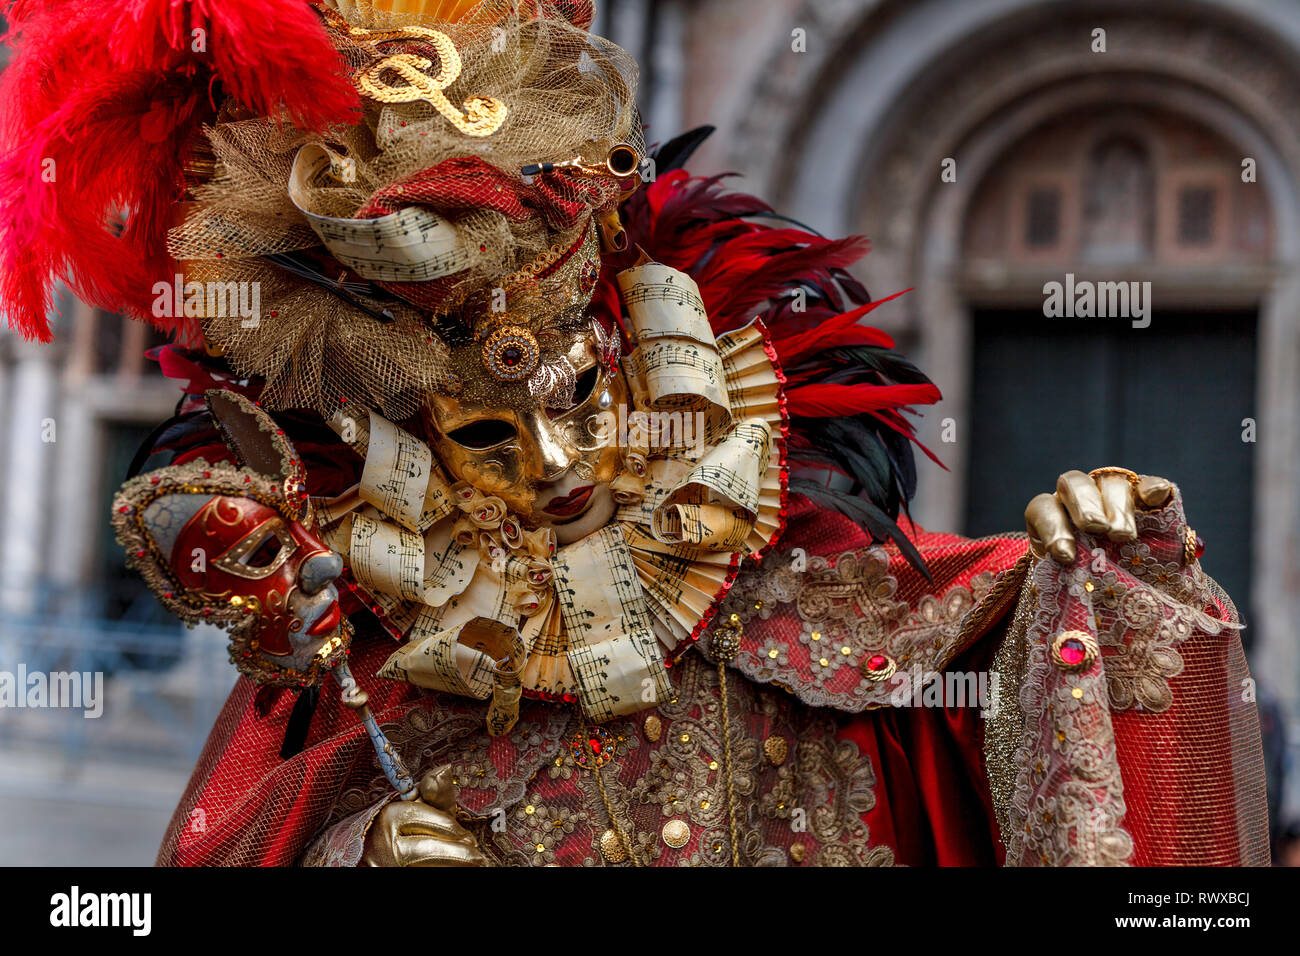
xmin=726 ymin=0 xmax=1300 ymax=768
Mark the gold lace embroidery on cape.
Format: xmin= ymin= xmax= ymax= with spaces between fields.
xmin=717 ymin=545 xmax=1021 ymax=711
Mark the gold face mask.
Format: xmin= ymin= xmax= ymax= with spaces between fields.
xmin=424 ymin=320 xmax=629 ymax=539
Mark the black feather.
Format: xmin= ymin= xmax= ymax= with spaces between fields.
xmin=790 ymin=478 xmax=932 ymax=582
xmin=818 ymin=419 xmax=895 ymax=509
xmin=279 ymin=685 xmax=321 ymax=760
xmin=822 ymin=346 xmax=932 ymax=386
xmin=649 ymin=125 xmax=715 ymax=173
xmin=876 ymin=426 xmax=918 ymax=502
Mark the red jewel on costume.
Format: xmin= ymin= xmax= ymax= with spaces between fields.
xmin=570 ymin=727 xmax=613 ymax=768
xmin=1050 ymin=630 xmax=1098 ymax=672
xmin=1058 ymin=639 xmax=1087 ymax=666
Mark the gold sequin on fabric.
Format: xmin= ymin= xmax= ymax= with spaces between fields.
xmin=789 ymin=842 xmax=806 ymax=863
xmin=463 ymin=653 xmax=894 ymax=867
xmin=661 ymin=819 xmax=690 ymax=849
xmin=717 ymin=543 xmax=1025 ymax=711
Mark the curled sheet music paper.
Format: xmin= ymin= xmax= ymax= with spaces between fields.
xmin=520 ymin=599 xmax=573 ymax=696
xmin=314 ymin=484 xmax=363 ymax=531
xmin=421 ymin=522 xmax=479 ymax=608
xmin=327 ymin=407 xmax=371 ymax=458
xmin=358 ymin=412 xmax=455 ymax=533
xmin=718 ymin=323 xmax=783 ymax=422
xmin=327 ymin=499 xmax=478 ymax=614
xmin=289 ymin=144 xmax=471 ymax=282
xmin=552 ymin=525 xmax=671 ymax=719
xmin=652 ymin=418 xmax=772 ymax=550
xmin=377 ymin=617 xmax=526 ymax=736
xmin=615 ymin=457 xmax=693 ymax=527
xmin=617 ymin=263 xmax=731 ymax=435
xmin=327 ymin=408 xmax=456 ymax=532
xmin=422 ymin=562 xmax=516 ymax=635
xmin=358 ymin=413 xmax=431 ymax=531
xmin=655 ymin=503 xmax=752 ymax=552
xmin=349 ymin=513 xmax=426 ymax=603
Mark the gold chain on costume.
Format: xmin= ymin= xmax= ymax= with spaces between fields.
xmin=711 ymin=615 xmax=745 ymax=866
xmin=716 ymin=661 xmax=742 ymax=866
xmin=592 ymin=759 xmax=644 ymax=867
xmin=581 ymin=631 xmax=745 ymax=866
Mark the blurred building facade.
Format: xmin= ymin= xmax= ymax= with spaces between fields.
xmin=608 ymin=0 xmax=1300 ymax=838
xmin=0 ymin=0 xmax=1297 ymax=860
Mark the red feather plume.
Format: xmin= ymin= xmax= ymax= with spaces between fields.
xmin=0 ymin=0 xmax=360 ymax=342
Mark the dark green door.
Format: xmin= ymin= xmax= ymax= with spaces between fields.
xmin=964 ymin=308 xmax=1257 ymax=636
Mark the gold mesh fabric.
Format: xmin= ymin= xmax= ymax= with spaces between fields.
xmin=171 ymin=1 xmax=641 ymax=420
xmin=191 ymin=257 xmax=452 ymax=422
xmin=170 ymin=1 xmax=641 ymax=280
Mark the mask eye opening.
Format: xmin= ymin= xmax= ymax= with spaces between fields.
xmin=547 ymin=363 xmax=602 ymax=419
xmin=213 ymin=519 xmax=295 ymax=579
xmin=245 ymin=531 xmax=284 ymax=568
xmin=447 ymin=418 xmax=518 ymax=449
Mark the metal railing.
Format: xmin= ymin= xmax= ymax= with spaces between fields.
xmin=0 ymin=588 xmax=235 ymax=771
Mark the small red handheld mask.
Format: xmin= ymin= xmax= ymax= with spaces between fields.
xmin=111 ymin=391 xmax=348 ymax=687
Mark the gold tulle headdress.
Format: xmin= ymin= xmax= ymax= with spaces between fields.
xmin=180 ymin=0 xmax=641 ymax=420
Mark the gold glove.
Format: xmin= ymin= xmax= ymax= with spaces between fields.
xmin=1024 ymin=467 xmax=1173 ymax=563
xmin=361 ymin=765 xmax=488 ymax=867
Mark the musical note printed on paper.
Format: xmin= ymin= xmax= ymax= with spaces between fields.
xmin=349 ymin=513 xmax=425 ymax=603
xmin=552 ymin=525 xmax=669 ymax=718
xmin=359 ymin=412 xmax=435 ymax=532
xmin=377 ymin=616 xmax=525 ymax=736
xmin=290 ymin=144 xmax=470 ymax=282
xmin=617 ymin=263 xmax=731 ymax=431
xmin=651 ymin=418 xmax=772 ymax=550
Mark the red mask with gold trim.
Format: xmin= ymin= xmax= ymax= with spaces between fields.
xmin=111 ymin=391 xmax=349 ymax=687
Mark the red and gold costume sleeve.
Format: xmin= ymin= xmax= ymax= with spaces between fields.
xmin=155 ymin=491 xmax=1267 ymax=867
xmin=982 ymin=486 xmax=1269 ymax=866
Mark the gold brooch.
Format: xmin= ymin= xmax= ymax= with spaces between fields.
xmin=482 ymin=325 xmax=540 ymax=381
xmin=860 ymin=653 xmax=896 ymax=682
